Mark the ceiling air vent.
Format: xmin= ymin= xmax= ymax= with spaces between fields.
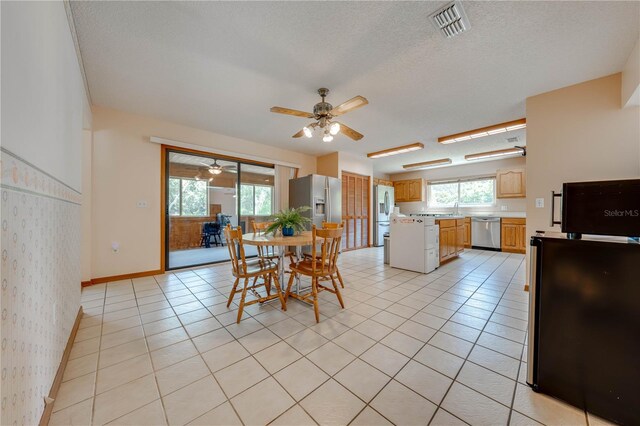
xmin=506 ymin=136 xmax=519 ymax=143
xmin=430 ymin=2 xmax=470 ymax=39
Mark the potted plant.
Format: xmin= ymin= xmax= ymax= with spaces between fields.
xmin=264 ymin=206 xmax=311 ymax=236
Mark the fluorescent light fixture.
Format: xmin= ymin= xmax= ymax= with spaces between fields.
xmin=465 ymin=146 xmax=526 ymax=161
xmin=403 ymin=158 xmax=452 ymax=170
xmin=367 ymin=142 xmax=424 ymax=159
xmin=438 ymin=118 xmax=526 ymax=144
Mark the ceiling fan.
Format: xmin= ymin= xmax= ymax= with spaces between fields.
xmin=270 ymin=88 xmax=368 ymax=142
xmin=199 ymin=159 xmax=237 ymax=175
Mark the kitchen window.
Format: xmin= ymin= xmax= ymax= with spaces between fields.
xmin=240 ymin=184 xmax=273 ymax=216
xmin=168 ymin=177 xmax=209 ymax=216
xmin=428 ymin=177 xmax=495 ymax=207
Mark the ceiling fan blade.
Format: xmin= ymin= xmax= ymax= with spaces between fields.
xmin=200 ymin=162 xmax=213 ymax=167
xmin=330 ymin=96 xmax=368 ymax=116
xmin=337 ymin=122 xmax=364 ymax=141
xmin=292 ymin=129 xmax=305 ymax=138
xmin=270 ymin=107 xmax=314 ymax=118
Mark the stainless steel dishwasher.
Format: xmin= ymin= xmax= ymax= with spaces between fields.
xmin=471 ymin=217 xmax=501 ymax=250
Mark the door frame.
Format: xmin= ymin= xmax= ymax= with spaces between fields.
xmin=160 ymin=144 xmax=274 ymax=271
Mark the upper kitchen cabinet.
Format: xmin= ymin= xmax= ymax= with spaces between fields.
xmin=496 ymin=168 xmax=526 ymax=198
xmin=394 ymin=178 xmax=423 ymax=202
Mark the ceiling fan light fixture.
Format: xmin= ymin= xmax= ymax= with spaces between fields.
xmin=209 ymin=168 xmax=223 ymax=175
xmin=303 ymin=126 xmax=313 ymax=138
xmin=322 ymin=133 xmax=333 ymax=143
xmin=329 ymin=122 xmax=340 ymax=135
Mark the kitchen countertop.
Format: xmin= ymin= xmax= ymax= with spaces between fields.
xmin=408 ymin=212 xmax=526 ymax=219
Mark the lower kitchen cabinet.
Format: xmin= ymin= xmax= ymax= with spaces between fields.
xmin=463 ymin=217 xmax=471 ymax=248
xmin=501 ymin=218 xmax=527 ymax=253
xmin=437 ymin=218 xmax=465 ymax=263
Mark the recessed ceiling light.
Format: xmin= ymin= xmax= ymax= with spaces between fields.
xmin=367 ymin=142 xmax=424 ymax=159
xmin=403 ymin=158 xmax=452 ymax=170
xmin=439 ymin=119 xmax=526 ymax=144
xmin=465 ymin=146 xmax=526 ymax=161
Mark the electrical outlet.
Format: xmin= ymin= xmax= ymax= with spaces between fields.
xmin=111 ymin=242 xmax=120 ymax=253
xmin=536 ymin=198 xmax=544 ymax=208
xmin=137 ymin=200 xmax=148 ymax=208
xmin=501 ymin=205 xmax=508 ymax=211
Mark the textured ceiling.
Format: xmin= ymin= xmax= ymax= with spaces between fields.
xmin=71 ymin=1 xmax=639 ymax=174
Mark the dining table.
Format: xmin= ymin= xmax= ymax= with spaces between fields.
xmin=242 ymin=230 xmax=313 ymax=293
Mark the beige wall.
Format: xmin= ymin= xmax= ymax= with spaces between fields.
xmin=526 ymin=73 xmax=640 ymax=242
xmin=91 ymin=107 xmax=317 ymax=278
xmin=622 ymin=36 xmax=640 ymax=108
xmin=1 ymin=2 xmax=89 ymax=424
xmin=81 ymin=129 xmax=93 ymax=282
xmin=390 ymin=157 xmax=527 ymax=215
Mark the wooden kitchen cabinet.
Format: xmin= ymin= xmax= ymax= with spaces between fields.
xmin=501 ymin=218 xmax=527 ymax=253
xmin=393 ymin=179 xmax=423 ymax=202
xmin=373 ymin=178 xmax=393 ymax=187
xmin=463 ymin=217 xmax=471 ymax=248
xmin=496 ymin=168 xmax=526 ymax=198
xmin=437 ymin=218 xmax=465 ymax=263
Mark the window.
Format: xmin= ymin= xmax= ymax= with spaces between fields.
xmin=428 ymin=177 xmax=495 ymax=207
xmin=240 ymin=184 xmax=273 ymax=216
xmin=168 ymin=177 xmax=208 ymax=216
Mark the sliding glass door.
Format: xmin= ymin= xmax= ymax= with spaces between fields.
xmin=165 ymin=149 xmax=274 ymax=270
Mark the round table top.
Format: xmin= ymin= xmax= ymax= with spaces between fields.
xmin=242 ymin=231 xmax=313 ymax=246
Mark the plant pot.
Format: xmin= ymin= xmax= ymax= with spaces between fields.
xmin=282 ymin=226 xmax=294 ymax=237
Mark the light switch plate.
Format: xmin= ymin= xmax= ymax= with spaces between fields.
xmin=536 ymin=198 xmax=544 ymax=208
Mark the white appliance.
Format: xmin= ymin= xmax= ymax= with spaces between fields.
xmin=390 ymin=216 xmax=439 ymax=273
xmin=472 ymin=216 xmax=501 ymax=250
xmin=373 ymin=185 xmax=394 ymax=247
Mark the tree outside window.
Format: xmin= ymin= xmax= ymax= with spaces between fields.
xmin=428 ymin=178 xmax=495 ymax=207
xmin=240 ymin=184 xmax=273 ymax=216
xmin=169 ymin=177 xmax=208 ymax=216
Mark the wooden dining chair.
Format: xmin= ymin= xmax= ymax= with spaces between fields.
xmin=224 ymin=225 xmax=286 ymax=323
xmin=303 ymin=221 xmax=346 ymax=288
xmin=251 ymin=220 xmax=279 ymax=261
xmin=285 ymin=225 xmax=344 ymax=323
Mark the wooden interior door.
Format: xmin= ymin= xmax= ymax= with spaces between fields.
xmin=341 ymin=171 xmax=370 ymax=251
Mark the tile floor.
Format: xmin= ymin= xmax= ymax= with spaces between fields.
xmin=51 ymin=248 xmax=608 ymax=425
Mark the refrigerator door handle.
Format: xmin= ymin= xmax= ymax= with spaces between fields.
xmin=384 ymin=191 xmax=390 ymax=216
xmin=527 ymin=239 xmax=539 ymax=386
xmin=326 ymin=178 xmax=330 ymax=224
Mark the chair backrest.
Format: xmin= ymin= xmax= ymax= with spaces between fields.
xmin=252 ymin=220 xmax=274 ymax=234
xmin=251 ymin=220 xmax=276 ymax=257
xmin=224 ymin=224 xmax=247 ymax=275
xmin=311 ymin=225 xmax=343 ymax=275
xmin=321 ymin=221 xmax=344 ymax=229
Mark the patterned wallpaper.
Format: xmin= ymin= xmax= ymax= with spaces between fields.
xmin=1 ymin=148 xmax=81 ymax=425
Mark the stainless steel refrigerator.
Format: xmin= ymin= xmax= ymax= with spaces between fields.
xmin=289 ymin=174 xmax=342 ymax=229
xmin=373 ymin=184 xmax=394 ymax=247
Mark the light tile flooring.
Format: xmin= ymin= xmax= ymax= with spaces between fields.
xmin=52 ymin=248 xmax=605 ymax=425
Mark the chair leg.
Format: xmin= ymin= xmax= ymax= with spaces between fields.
xmin=312 ymin=277 xmax=320 ymax=323
xmin=227 ymin=278 xmax=239 ymax=308
xmin=331 ymin=275 xmax=345 ymax=309
xmin=265 ymin=274 xmax=271 ymax=296
xmin=236 ymin=278 xmax=250 ymax=324
xmin=271 ymin=273 xmax=286 ymax=311
xmin=336 ymin=269 xmax=345 ymax=288
xmin=285 ymin=271 xmax=296 ymax=300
